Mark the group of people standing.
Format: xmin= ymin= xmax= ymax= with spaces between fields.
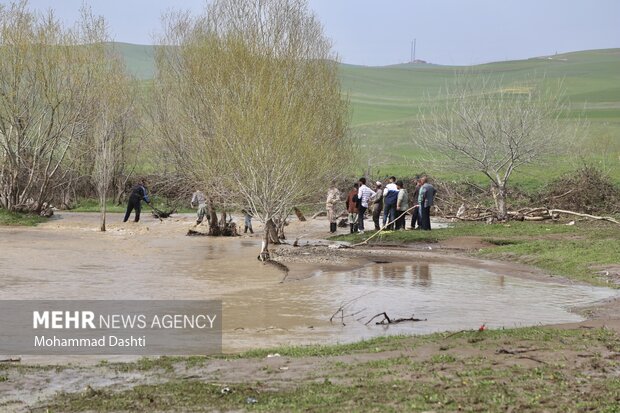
xmin=326 ymin=175 xmax=435 ymax=234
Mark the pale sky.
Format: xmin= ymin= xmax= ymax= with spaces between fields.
xmin=21 ymin=0 xmax=620 ymax=66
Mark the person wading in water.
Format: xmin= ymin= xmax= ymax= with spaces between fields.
xmin=123 ymin=179 xmax=151 ymax=223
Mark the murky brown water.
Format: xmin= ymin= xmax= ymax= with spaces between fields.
xmin=1 ymin=212 xmax=616 ymax=354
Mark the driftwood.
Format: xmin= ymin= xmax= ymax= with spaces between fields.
xmin=329 ymin=292 xmax=374 ymax=326
xmin=293 ymin=207 xmax=307 ymax=222
xmin=187 ymin=222 xmax=239 ymax=237
xmin=187 ymin=229 xmax=208 ymax=236
xmin=446 ymin=205 xmax=618 ymax=225
xmin=312 ymin=210 xmax=326 ymax=219
xmin=549 ymin=209 xmax=619 ymax=225
xmin=497 ymin=348 xmax=541 ymax=355
xmin=152 ymin=209 xmax=175 ymax=219
xmin=364 ymin=312 xmax=426 ymax=325
xmin=292 ymin=233 xmax=309 ymax=247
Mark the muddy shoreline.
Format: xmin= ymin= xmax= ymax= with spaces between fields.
xmin=1 ymin=211 xmax=618 ymax=360
xmin=1 ymin=212 xmax=620 ymax=412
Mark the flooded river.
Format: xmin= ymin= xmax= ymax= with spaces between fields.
xmin=0 ymin=212 xmax=616 ymax=354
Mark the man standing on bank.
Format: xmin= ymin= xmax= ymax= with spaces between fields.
xmin=123 ymin=179 xmax=151 ymax=223
xmin=418 ymin=176 xmax=436 ymax=231
xmin=356 ymin=177 xmax=376 ymax=235
xmin=371 ymin=181 xmax=383 ymax=230
xmin=326 ymin=181 xmax=341 ymax=233
xmin=410 ymin=176 xmax=422 ymax=230
xmin=395 ymin=180 xmax=408 ymax=230
xmin=345 ymin=183 xmax=359 ymax=233
xmin=382 ymin=176 xmax=398 ymax=230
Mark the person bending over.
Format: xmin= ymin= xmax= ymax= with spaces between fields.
xmin=123 ymin=179 xmax=150 ymax=223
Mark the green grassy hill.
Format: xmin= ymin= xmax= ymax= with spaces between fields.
xmin=116 ymin=43 xmax=620 ymax=185
xmin=113 ymin=42 xmax=156 ymax=80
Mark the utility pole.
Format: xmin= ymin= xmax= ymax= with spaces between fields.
xmin=413 ymin=38 xmax=416 ymax=62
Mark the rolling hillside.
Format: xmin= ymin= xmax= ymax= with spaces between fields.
xmin=116 ymin=43 xmax=620 ymax=183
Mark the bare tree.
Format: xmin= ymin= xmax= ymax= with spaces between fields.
xmin=417 ymin=76 xmax=580 ymax=218
xmin=0 ymin=1 xmax=102 ymax=213
xmin=93 ymin=71 xmax=136 ymax=231
xmin=154 ymin=0 xmax=351 ymax=256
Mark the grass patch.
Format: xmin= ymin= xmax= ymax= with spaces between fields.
xmin=479 ymin=237 xmax=620 ymax=286
xmin=37 ymin=326 xmax=620 ymax=412
xmin=483 ymin=238 xmax=523 ymax=246
xmin=0 ymin=209 xmax=46 ymax=226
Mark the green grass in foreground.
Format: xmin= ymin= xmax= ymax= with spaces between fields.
xmin=30 ymin=327 xmax=620 ymax=412
xmin=333 ymin=220 xmax=620 ymax=287
xmin=0 ymin=209 xmax=45 ymax=226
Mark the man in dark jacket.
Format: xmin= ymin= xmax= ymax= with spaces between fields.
xmin=123 ymin=180 xmax=150 ymax=222
xmin=410 ymin=176 xmax=421 ymax=230
xmin=418 ymin=176 xmax=436 ymax=231
xmin=372 ymin=181 xmax=383 ymax=230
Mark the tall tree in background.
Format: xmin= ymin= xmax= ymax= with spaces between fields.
xmin=417 ymin=76 xmax=580 ymax=219
xmin=92 ymin=57 xmax=137 ymax=232
xmin=0 ymin=1 xmax=102 ymax=212
xmin=154 ymin=0 xmax=350 ymax=257
xmin=79 ymin=8 xmax=138 ymax=232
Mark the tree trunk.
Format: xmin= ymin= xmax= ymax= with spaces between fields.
xmin=491 ymin=182 xmax=508 ymax=220
xmin=497 ymin=184 xmax=507 ymax=220
xmin=208 ymin=202 xmax=220 ymax=236
xmin=266 ymin=218 xmax=281 ymax=244
xmin=293 ymin=207 xmax=306 ymax=221
xmin=259 ymin=230 xmax=270 ymax=261
xmin=100 ymin=195 xmax=107 ymax=232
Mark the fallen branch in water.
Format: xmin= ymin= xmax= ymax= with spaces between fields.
xmin=187 ymin=229 xmax=208 ymax=236
xmin=330 ymin=292 xmax=374 ymax=326
xmin=364 ymin=312 xmax=426 ymax=325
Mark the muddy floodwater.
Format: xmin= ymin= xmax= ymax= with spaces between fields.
xmin=0 ymin=212 xmax=616 ymax=356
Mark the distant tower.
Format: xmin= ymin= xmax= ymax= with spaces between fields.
xmin=410 ymin=39 xmax=417 ymax=63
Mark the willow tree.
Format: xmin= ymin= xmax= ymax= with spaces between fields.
xmin=417 ymin=76 xmax=578 ymax=219
xmin=91 ymin=54 xmax=137 ymax=232
xmin=155 ymin=0 xmax=350 ymax=257
xmin=0 ymin=1 xmax=104 ymax=212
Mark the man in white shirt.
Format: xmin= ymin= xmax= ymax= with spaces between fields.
xmin=356 ymin=177 xmax=376 ymax=234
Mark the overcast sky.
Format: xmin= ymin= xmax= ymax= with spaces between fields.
xmin=23 ymin=0 xmax=620 ymax=66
